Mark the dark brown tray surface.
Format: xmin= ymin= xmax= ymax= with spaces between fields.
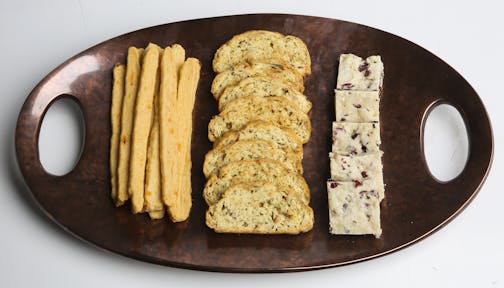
xmin=15 ymin=14 xmax=493 ymax=272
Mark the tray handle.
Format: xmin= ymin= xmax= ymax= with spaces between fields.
xmin=15 ymin=55 xmax=103 ymax=185
xmin=419 ymin=96 xmax=493 ymax=189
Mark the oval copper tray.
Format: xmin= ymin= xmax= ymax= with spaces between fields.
xmin=15 ymin=14 xmax=493 ymax=272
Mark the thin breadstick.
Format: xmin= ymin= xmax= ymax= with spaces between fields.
xmin=128 ymin=43 xmax=161 ymax=214
xmin=144 ymin=51 xmax=164 ymax=219
xmin=116 ymin=48 xmax=143 ymax=205
xmin=159 ymin=45 xmax=185 ymax=212
xmin=159 ymin=47 xmax=178 ymax=210
xmin=171 ymin=44 xmax=186 ymax=76
xmin=148 ymin=210 xmax=165 ymax=220
xmin=110 ymin=63 xmax=125 ymax=205
xmin=167 ymin=58 xmax=201 ymax=222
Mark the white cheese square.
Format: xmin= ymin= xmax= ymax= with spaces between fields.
xmin=332 ymin=122 xmax=381 ymax=155
xmin=335 ymin=90 xmax=379 ymax=122
xmin=327 ymin=180 xmax=382 ymax=237
xmin=336 ymin=54 xmax=384 ymax=91
xmin=329 ymin=152 xmax=384 ymax=200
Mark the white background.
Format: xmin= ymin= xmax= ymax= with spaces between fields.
xmin=1 ymin=0 xmax=502 ymax=287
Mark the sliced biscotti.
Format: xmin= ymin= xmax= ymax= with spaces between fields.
xmin=335 ymin=90 xmax=380 ymax=122
xmin=219 ymin=76 xmax=312 ymax=113
xmin=327 ymin=180 xmax=382 ymax=237
xmin=208 ymin=96 xmax=311 ymax=143
xmin=275 ymin=35 xmax=311 ymax=76
xmin=203 ymin=140 xmax=303 ymax=177
xmin=206 ymin=182 xmax=314 ymax=234
xmin=332 ymin=122 xmax=380 ymax=155
xmin=213 ymin=30 xmax=311 ymax=76
xmin=336 ymin=54 xmax=384 ymax=91
xmin=213 ymin=30 xmax=282 ymax=75
xmin=213 ymin=120 xmax=303 ymax=156
xmin=203 ymin=159 xmax=310 ymax=205
xmin=211 ymin=60 xmax=304 ymax=99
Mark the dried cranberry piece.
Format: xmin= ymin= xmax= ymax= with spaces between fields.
xmin=361 ymin=171 xmax=368 ymax=178
xmin=353 ymin=180 xmax=363 ymax=187
xmin=350 ymin=148 xmax=358 ymax=155
xmin=353 ymin=103 xmax=362 ymax=108
xmin=333 ymin=128 xmax=345 ymax=142
xmin=341 ymin=83 xmax=353 ymax=90
xmin=333 ymin=127 xmax=345 ymax=137
xmin=359 ymin=190 xmax=378 ymax=199
xmin=329 ymin=181 xmax=338 ymax=188
xmin=358 ymin=62 xmax=369 ymax=72
xmin=364 ymin=70 xmax=370 ymax=77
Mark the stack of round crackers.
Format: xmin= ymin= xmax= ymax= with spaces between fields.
xmin=203 ymin=30 xmax=315 ymax=234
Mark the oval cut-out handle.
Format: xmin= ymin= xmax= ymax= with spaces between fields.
xmin=16 ymin=93 xmax=86 ymax=180
xmin=38 ymin=97 xmax=85 ymax=176
xmin=422 ymin=103 xmax=469 ymax=182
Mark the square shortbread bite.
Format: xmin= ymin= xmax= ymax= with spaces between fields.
xmin=336 ymin=54 xmax=384 ymax=91
xmin=329 ymin=152 xmax=384 ymax=200
xmin=327 ymin=180 xmax=382 ymax=237
xmin=335 ymin=90 xmax=380 ymax=122
xmin=332 ymin=122 xmax=380 ymax=155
